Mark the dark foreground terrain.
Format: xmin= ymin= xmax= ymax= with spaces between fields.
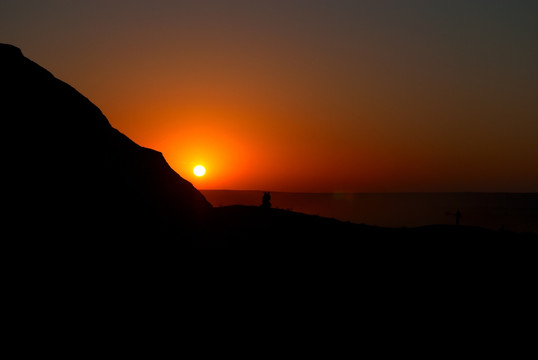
xmin=195 ymin=205 xmax=536 ymax=248
xmin=202 ymin=190 xmax=538 ymax=233
xmin=3 ymin=43 xmax=536 ymax=250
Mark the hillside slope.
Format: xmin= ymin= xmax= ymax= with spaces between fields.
xmin=1 ymin=43 xmax=211 ymax=239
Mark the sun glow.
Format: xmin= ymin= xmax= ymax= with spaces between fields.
xmin=193 ymin=165 xmax=206 ymax=177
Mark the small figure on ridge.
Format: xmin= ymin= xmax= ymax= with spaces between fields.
xmin=261 ymin=192 xmax=272 ymax=209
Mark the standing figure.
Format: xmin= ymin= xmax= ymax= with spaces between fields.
xmin=261 ymin=192 xmax=272 ymax=209
xmin=455 ymin=209 xmax=462 ymax=225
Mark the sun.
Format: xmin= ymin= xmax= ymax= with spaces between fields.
xmin=193 ymin=165 xmax=206 ymax=177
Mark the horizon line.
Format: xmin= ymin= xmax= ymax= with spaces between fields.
xmin=199 ymin=189 xmax=538 ymax=194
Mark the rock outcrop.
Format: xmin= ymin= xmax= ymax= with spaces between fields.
xmin=1 ymin=44 xmax=211 ymax=240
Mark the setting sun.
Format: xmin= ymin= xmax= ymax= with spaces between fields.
xmin=193 ymin=165 xmax=206 ymax=177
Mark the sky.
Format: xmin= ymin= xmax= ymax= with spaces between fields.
xmin=2 ymin=0 xmax=538 ymax=192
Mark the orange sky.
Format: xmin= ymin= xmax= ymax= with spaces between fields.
xmin=2 ymin=1 xmax=538 ymax=192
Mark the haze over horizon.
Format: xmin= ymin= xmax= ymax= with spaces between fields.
xmin=2 ymin=0 xmax=537 ymax=192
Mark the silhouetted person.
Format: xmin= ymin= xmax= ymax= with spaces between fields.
xmin=456 ymin=209 xmax=461 ymax=225
xmin=261 ymin=192 xmax=272 ymax=209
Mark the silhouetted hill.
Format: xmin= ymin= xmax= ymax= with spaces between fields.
xmin=2 ymin=44 xmax=211 ymax=240
xmin=2 ymin=43 xmax=535 ymax=249
xmin=196 ymin=205 xmax=536 ymax=248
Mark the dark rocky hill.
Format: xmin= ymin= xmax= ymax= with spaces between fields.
xmin=1 ymin=44 xmax=211 ymax=240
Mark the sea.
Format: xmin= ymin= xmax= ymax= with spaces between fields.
xmin=200 ymin=191 xmax=538 ymax=234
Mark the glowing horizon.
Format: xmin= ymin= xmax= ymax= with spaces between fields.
xmin=4 ymin=1 xmax=538 ymax=193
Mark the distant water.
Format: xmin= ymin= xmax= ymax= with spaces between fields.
xmin=200 ymin=191 xmax=538 ymax=233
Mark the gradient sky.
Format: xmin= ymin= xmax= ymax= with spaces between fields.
xmin=2 ymin=0 xmax=537 ymax=192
